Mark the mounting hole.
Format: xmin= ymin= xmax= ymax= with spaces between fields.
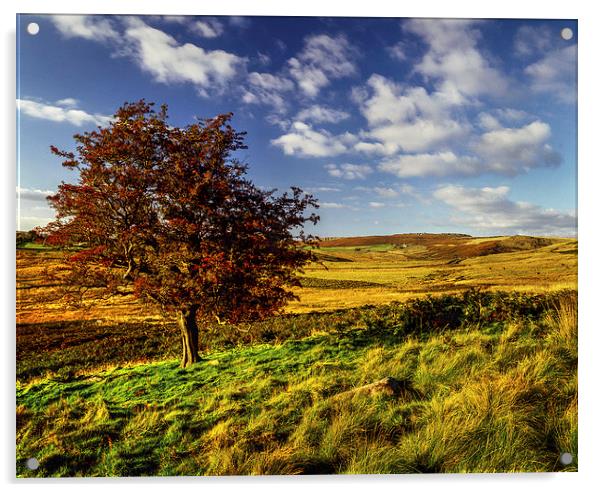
xmin=26 ymin=22 xmax=40 ymax=35
xmin=561 ymin=27 xmax=573 ymax=41
xmin=560 ymin=452 xmax=573 ymax=465
xmin=26 ymin=457 xmax=40 ymax=470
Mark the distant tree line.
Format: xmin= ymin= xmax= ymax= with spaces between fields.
xmin=16 ymin=230 xmax=41 ymax=248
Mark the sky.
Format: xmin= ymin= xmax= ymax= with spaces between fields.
xmin=16 ymin=14 xmax=577 ymax=237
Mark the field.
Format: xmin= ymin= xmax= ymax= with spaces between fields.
xmin=16 ymin=234 xmax=578 ymax=476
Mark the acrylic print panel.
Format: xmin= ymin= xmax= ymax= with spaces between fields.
xmin=16 ymin=14 xmax=577 ymax=477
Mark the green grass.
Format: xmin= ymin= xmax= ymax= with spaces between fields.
xmin=16 ymin=290 xmax=577 ymax=476
xmin=17 ymin=242 xmax=54 ymax=250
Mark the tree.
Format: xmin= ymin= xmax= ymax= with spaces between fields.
xmin=40 ymin=100 xmax=319 ymax=367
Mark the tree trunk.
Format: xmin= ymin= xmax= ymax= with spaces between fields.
xmin=177 ymin=306 xmax=199 ymax=368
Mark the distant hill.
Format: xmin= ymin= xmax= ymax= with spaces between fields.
xmin=318 ymin=233 xmax=561 ymax=261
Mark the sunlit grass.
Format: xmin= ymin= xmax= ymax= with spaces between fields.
xmin=16 ymin=236 xmax=578 ymax=476
xmin=17 ymin=291 xmax=577 ymax=476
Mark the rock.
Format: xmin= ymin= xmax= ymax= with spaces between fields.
xmin=335 ymin=376 xmax=415 ymax=400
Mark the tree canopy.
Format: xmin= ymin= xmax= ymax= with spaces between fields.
xmin=41 ymin=100 xmax=319 ymax=366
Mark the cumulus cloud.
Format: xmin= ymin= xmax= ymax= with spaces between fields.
xmin=123 ymin=18 xmax=244 ymax=94
xmin=287 ymin=34 xmax=357 ymax=97
xmin=242 ymin=72 xmax=295 ymax=113
xmin=18 ymin=98 xmax=112 ymax=127
xmin=477 ymin=112 xmax=502 ymax=131
xmin=477 ymin=108 xmax=531 ymax=130
xmin=379 ymin=152 xmax=481 ymax=178
xmin=271 ymin=122 xmax=356 ymax=158
xmin=191 ymin=18 xmax=224 ymax=38
xmin=525 ymin=45 xmax=577 ymax=103
xmin=51 ymin=14 xmax=119 ymax=42
xmin=433 ymin=184 xmax=576 ymax=236
xmin=473 ymin=121 xmax=561 ymax=174
xmin=353 ymin=74 xmax=469 ymax=155
xmin=404 ymin=19 xmax=509 ymax=98
xmin=325 ymin=163 xmax=373 ymax=180
xmin=16 ymin=186 xmax=55 ymax=202
xmin=369 ymin=202 xmax=386 ymax=208
xmin=494 ymin=108 xmax=530 ymax=122
xmin=52 ymin=16 xmax=245 ymax=96
xmin=374 ymin=119 xmax=561 ymax=178
xmin=296 ymin=105 xmax=350 ymax=124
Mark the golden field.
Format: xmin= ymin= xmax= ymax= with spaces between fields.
xmin=17 ymin=234 xmax=577 ymax=322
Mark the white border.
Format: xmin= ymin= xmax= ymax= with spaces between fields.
xmin=3 ymin=1 xmax=600 ymax=491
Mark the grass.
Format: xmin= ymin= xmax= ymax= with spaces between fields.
xmin=16 ymin=290 xmax=577 ymax=476
xmin=17 ymin=242 xmax=54 ymax=250
xmin=288 ymin=237 xmax=577 ymax=313
xmin=16 ymin=235 xmax=578 ymax=476
xmin=16 ymin=236 xmax=577 ymax=322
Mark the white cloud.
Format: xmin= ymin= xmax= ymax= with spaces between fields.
xmin=16 ymin=186 xmax=54 ymax=202
xmin=373 ymin=187 xmax=399 ymax=198
xmin=229 ymin=17 xmax=251 ymax=28
xmin=325 ymin=163 xmax=373 ymax=180
xmin=473 ymin=121 xmax=561 ymax=174
xmin=17 ymin=216 xmax=55 ymax=231
xmin=374 ymin=120 xmax=561 ymax=179
xmin=353 ymin=74 xmax=469 ymax=155
xmin=405 ymin=19 xmax=508 ymax=98
xmin=379 ymin=152 xmax=481 ymax=178
xmin=398 ymin=184 xmax=425 ymax=202
xmin=387 ymin=42 xmax=407 ymax=62
xmin=369 ymin=202 xmax=386 ymax=208
xmin=51 ymin=14 xmax=119 ymax=42
xmin=271 ymin=122 xmax=356 ymax=158
xmin=320 ymin=202 xmax=348 ymax=209
xmin=247 ymin=72 xmax=294 ymax=91
xmin=191 ymin=18 xmax=224 ymax=38
xmin=355 ymin=183 xmax=425 ymax=202
xmin=514 ymin=25 xmax=554 ymax=57
xmin=157 ymin=15 xmax=188 ymax=24
xmin=123 ymin=18 xmax=244 ymax=93
xmin=365 ymin=118 xmax=467 ymax=154
xmin=52 ymin=16 xmax=244 ymax=96
xmin=17 ymin=99 xmax=112 ymax=127
xmin=296 ymin=105 xmax=350 ymax=124
xmin=287 ymin=34 xmax=357 ymax=97
xmin=242 ymin=72 xmax=295 ymax=113
xmin=264 ymin=114 xmax=292 ymax=130
xmin=477 ymin=112 xmax=501 ymax=131
xmin=55 ymin=97 xmax=78 ymax=108
xmin=525 ymin=45 xmax=577 ymax=103
xmin=305 ymin=186 xmax=342 ymax=193
xmin=494 ymin=108 xmax=530 ymax=122
xmin=433 ymin=184 xmax=576 ymax=236
xmin=257 ymin=52 xmax=271 ymax=65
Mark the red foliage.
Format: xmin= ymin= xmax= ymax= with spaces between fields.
xmin=41 ymin=101 xmax=319 ymax=348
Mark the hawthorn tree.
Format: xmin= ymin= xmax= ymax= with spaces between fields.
xmin=41 ymin=100 xmax=319 ymax=367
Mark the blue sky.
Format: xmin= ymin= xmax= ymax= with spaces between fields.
xmin=16 ymin=14 xmax=577 ymax=237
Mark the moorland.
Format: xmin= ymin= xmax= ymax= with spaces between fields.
xmin=16 ymin=233 xmax=578 ymax=476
